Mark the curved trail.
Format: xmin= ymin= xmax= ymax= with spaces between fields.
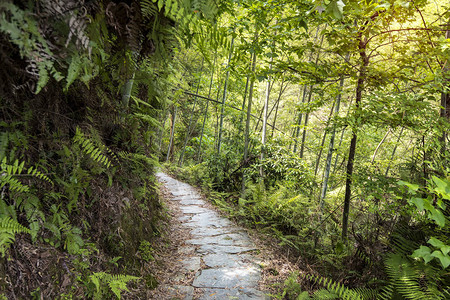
xmin=156 ymin=172 xmax=267 ymax=300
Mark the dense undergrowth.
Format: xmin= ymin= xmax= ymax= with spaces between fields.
xmin=0 ymin=0 xmax=222 ymax=298
xmin=164 ymin=138 xmax=450 ymax=299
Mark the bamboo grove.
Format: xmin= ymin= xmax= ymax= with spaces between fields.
xmin=0 ymin=0 xmax=449 ymax=298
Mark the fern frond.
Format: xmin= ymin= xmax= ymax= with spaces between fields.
xmin=73 ymin=128 xmax=112 ymax=168
xmin=0 ymin=216 xmax=30 ymax=257
xmin=383 ymin=253 xmax=446 ymax=300
xmin=303 ymin=273 xmax=375 ymax=300
xmin=0 ymin=157 xmax=51 ymax=192
xmin=90 ymin=272 xmax=140 ymax=299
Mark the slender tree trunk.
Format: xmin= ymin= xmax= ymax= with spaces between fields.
xmin=158 ymin=113 xmax=168 ymax=153
xmin=299 ymin=87 xmax=313 ymax=159
xmin=213 ymin=80 xmax=223 ymax=145
xmin=166 ymin=106 xmax=177 ymax=162
xmin=333 ymin=97 xmax=353 ymax=174
xmin=122 ymin=72 xmax=135 ymax=108
xmin=239 ymin=75 xmax=250 ymax=133
xmin=314 ymin=99 xmax=337 ymax=176
xmin=260 ymin=54 xmax=273 ymax=177
xmin=342 ymin=32 xmax=369 ymax=241
xmin=271 ymin=80 xmax=287 ymax=138
xmin=254 ymin=81 xmax=274 ymax=132
xmin=371 ymin=128 xmax=391 ymax=164
xmin=293 ymin=85 xmax=308 ymax=153
xmin=385 ymin=127 xmax=404 ymax=176
xmin=217 ymin=36 xmax=235 ymax=155
xmin=197 ymin=55 xmax=217 ymax=161
xmin=293 ymin=26 xmax=321 ymax=153
xmin=178 ymin=60 xmax=204 ymax=166
xmin=242 ymin=50 xmax=257 ymax=195
xmin=319 ymin=59 xmax=348 ymax=211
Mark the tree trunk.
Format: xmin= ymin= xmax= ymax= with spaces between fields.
xmin=314 ymin=99 xmax=337 ymax=176
xmin=333 ymin=97 xmax=353 ymax=175
xmin=178 ymin=60 xmax=204 ymax=166
xmin=319 ymin=59 xmax=348 ymax=211
xmin=293 ymin=85 xmax=308 ymax=153
xmin=166 ymin=105 xmax=177 ymax=162
xmin=197 ymin=55 xmax=217 ymax=161
xmin=217 ymin=36 xmax=235 ymax=155
xmin=271 ymin=79 xmax=287 ymax=138
xmin=385 ymin=127 xmax=404 ymax=176
xmin=260 ymin=54 xmax=273 ymax=177
xmin=242 ymin=50 xmax=257 ymax=195
xmin=342 ymin=32 xmax=369 ymax=241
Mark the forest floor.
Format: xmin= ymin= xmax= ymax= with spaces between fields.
xmin=147 ymin=172 xmax=298 ymax=299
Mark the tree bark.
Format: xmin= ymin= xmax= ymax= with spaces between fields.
xmin=260 ymin=54 xmax=273 ymax=177
xmin=342 ymin=30 xmax=369 ymax=241
xmin=166 ymin=105 xmax=177 ymax=162
xmin=179 ymin=59 xmax=204 ymax=166
xmin=242 ymin=49 xmax=257 ymax=195
xmin=314 ymin=99 xmax=337 ymax=176
xmin=319 ymin=70 xmax=347 ymax=212
xmin=217 ymin=36 xmax=235 ymax=155
xmin=197 ymin=55 xmax=217 ymax=161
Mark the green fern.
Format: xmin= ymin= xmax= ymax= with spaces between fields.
xmin=380 ymin=253 xmax=447 ymax=300
xmin=73 ymin=128 xmax=112 ymax=168
xmin=303 ymin=273 xmax=377 ymax=300
xmin=89 ymin=272 xmax=140 ymax=300
xmin=0 ymin=157 xmax=52 ymax=193
xmin=0 ymin=216 xmax=30 ymax=257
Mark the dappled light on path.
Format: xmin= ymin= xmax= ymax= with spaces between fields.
xmin=156 ymin=172 xmax=267 ymax=299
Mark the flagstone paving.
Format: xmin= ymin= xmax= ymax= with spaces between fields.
xmin=156 ymin=172 xmax=268 ymax=300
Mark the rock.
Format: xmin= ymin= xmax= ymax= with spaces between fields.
xmin=163 ymin=285 xmax=194 ymax=300
xmin=192 ymin=267 xmax=260 ymax=289
xmin=198 ymin=287 xmax=267 ymax=300
xmin=180 ymin=206 xmax=209 ymax=214
xmin=186 ymin=233 xmax=253 ymax=247
xmin=198 ymin=244 xmax=256 ymax=254
xmin=181 ymin=256 xmax=201 ymax=271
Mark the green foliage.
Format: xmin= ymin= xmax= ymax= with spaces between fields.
xmin=89 ymin=272 xmax=140 ymax=300
xmin=303 ymin=273 xmax=376 ymax=300
xmin=380 ymin=253 xmax=446 ymax=300
xmin=73 ymin=128 xmax=112 ymax=169
xmin=250 ymin=143 xmax=315 ymax=192
xmin=138 ymin=240 xmax=155 ymax=262
xmin=0 ymin=216 xmax=30 ymax=257
xmin=0 ymin=157 xmax=51 ymax=193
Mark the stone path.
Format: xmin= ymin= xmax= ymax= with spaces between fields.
xmin=156 ymin=172 xmax=267 ymax=300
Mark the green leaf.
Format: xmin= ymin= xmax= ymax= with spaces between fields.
xmin=326 ymin=0 xmax=345 ymax=19
xmin=428 ymin=208 xmax=446 ymax=227
xmin=428 ymin=237 xmax=446 ymax=249
xmin=431 ymin=176 xmax=450 ymax=200
xmin=411 ymin=245 xmax=433 ymax=264
xmin=409 ymin=197 xmax=425 ymax=211
xmin=431 ymin=250 xmax=450 ymax=269
xmin=398 ymin=180 xmax=419 ymax=193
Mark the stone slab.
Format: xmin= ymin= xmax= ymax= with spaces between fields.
xmin=198 ymin=287 xmax=267 ymax=300
xmin=180 ymin=205 xmax=208 ymax=214
xmin=181 ymin=256 xmax=201 ymax=271
xmin=198 ymin=244 xmax=256 ymax=254
xmin=163 ymin=285 xmax=194 ymax=300
xmin=190 ymin=226 xmax=240 ymax=237
xmin=202 ymin=253 xmax=245 ymax=268
xmin=186 ymin=233 xmax=253 ymax=247
xmin=192 ymin=267 xmax=260 ymax=289
xmin=180 ymin=199 xmax=205 ymax=205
